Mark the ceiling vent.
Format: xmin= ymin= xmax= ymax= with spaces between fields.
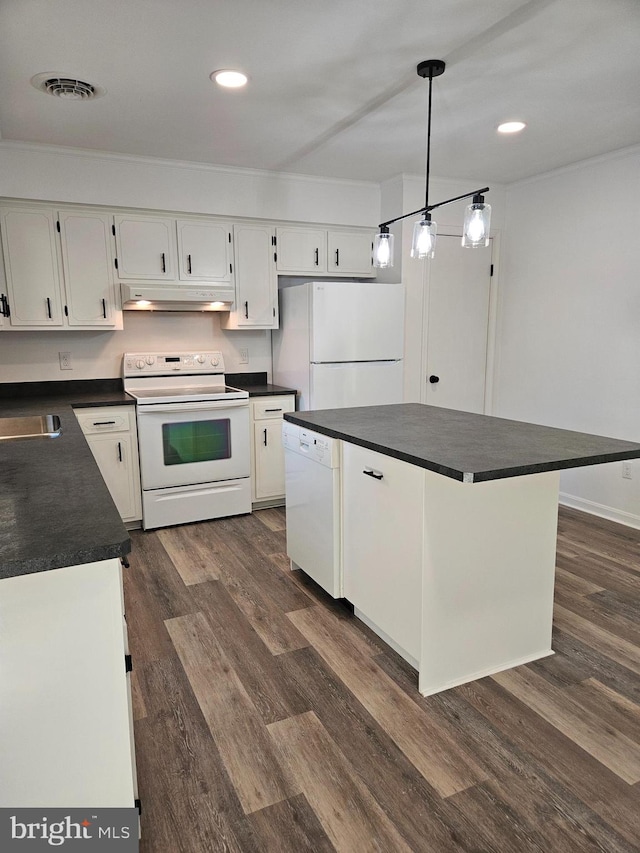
xmin=31 ymin=73 xmax=106 ymax=100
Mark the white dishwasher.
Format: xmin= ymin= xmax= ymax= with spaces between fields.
xmin=282 ymin=421 xmax=342 ymax=597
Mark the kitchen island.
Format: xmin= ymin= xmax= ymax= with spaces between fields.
xmin=0 ymin=381 xmax=137 ymax=810
xmin=284 ymin=404 xmax=640 ymax=695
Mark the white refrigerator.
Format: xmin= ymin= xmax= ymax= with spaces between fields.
xmin=272 ymin=281 xmax=404 ymax=410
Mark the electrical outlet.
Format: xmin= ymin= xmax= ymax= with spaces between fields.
xmin=622 ymin=461 xmax=632 ymax=480
xmin=239 ymin=347 xmax=249 ymax=364
xmin=59 ymin=351 xmax=72 ymax=370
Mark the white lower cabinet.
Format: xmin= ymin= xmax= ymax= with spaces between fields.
xmin=342 ymin=442 xmax=424 ymax=665
xmin=75 ymin=405 xmax=142 ymax=524
xmin=251 ymin=395 xmax=295 ymax=505
xmin=0 ymin=558 xmax=137 ymax=808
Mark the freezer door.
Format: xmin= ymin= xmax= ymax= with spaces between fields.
xmin=310 ymin=361 xmax=403 ymax=409
xmin=310 ymin=282 xmax=404 ymax=362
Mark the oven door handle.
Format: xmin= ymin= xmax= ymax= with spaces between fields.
xmin=137 ymin=400 xmax=249 ymax=414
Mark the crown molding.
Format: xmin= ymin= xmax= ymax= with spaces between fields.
xmin=0 ymin=139 xmax=379 ymax=191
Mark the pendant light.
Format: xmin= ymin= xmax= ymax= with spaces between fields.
xmin=373 ymin=60 xmax=491 ymax=267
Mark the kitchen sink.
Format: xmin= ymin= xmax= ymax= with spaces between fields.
xmin=0 ymin=414 xmax=62 ymax=441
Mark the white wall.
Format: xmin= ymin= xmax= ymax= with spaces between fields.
xmin=496 ymin=145 xmax=640 ymax=527
xmin=0 ymin=141 xmax=379 ymax=226
xmin=0 ymin=141 xmax=379 ymax=382
xmin=0 ymin=312 xmax=272 ymax=381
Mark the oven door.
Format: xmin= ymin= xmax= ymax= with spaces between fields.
xmin=136 ymin=399 xmax=250 ymax=490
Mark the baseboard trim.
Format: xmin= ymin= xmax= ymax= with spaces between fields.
xmin=559 ymin=492 xmax=640 ymax=530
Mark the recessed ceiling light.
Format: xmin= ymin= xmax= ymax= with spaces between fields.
xmin=31 ymin=72 xmax=106 ymax=100
xmin=210 ymin=69 xmax=248 ymax=89
xmin=497 ymin=121 xmax=526 ymax=134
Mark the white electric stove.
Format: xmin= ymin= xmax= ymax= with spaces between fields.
xmin=123 ymin=351 xmax=250 ymax=529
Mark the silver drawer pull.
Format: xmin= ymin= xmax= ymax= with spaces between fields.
xmin=363 ymin=469 xmax=383 ymax=480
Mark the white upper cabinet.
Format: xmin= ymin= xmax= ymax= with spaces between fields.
xmin=220 ymin=223 xmax=277 ymax=329
xmin=176 ymin=220 xmax=232 ymax=284
xmin=275 ymin=226 xmax=327 ymax=274
xmin=0 ymin=206 xmax=63 ymax=326
xmin=0 ymin=205 xmax=122 ymax=330
xmin=58 ymin=210 xmax=118 ymax=327
xmin=275 ymin=225 xmax=375 ymax=277
xmin=113 ymin=214 xmax=176 ymax=280
xmin=327 ymin=229 xmax=374 ymax=275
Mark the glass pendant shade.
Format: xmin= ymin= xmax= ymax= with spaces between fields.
xmin=411 ymin=218 xmax=437 ymax=259
xmin=373 ymin=231 xmax=394 ymax=268
xmin=462 ymin=201 xmax=491 ymax=248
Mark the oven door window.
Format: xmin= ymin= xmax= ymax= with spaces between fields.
xmin=162 ymin=418 xmax=231 ymax=466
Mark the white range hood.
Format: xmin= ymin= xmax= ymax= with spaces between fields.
xmin=121 ymin=283 xmax=234 ymax=312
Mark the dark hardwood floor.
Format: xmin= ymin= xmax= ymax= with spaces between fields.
xmin=123 ymin=505 xmax=640 ymax=852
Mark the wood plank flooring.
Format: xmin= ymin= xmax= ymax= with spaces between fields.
xmin=124 ymin=505 xmax=640 ymax=852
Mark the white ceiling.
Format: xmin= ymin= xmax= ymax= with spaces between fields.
xmin=0 ymin=0 xmax=639 ymax=185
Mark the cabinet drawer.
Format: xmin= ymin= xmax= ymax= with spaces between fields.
xmin=75 ymin=405 xmax=135 ymax=435
xmin=251 ymin=396 xmax=295 ymax=420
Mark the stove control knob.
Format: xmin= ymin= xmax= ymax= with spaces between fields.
xmin=136 ymin=359 xmax=146 ymax=370
xmin=145 ymin=356 xmax=155 ymax=365
xmin=211 ymin=355 xmax=220 ymax=366
xmin=195 ymin=354 xmax=206 ymax=364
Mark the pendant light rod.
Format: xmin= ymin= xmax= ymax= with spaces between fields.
xmin=378 ymin=186 xmax=489 ymax=230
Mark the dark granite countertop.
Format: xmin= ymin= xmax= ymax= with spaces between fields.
xmin=226 ymin=372 xmax=297 ymax=398
xmin=284 ymin=403 xmax=640 ymax=483
xmin=0 ymin=380 xmax=134 ymax=579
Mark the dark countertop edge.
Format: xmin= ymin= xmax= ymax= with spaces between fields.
xmin=226 ymin=372 xmax=297 ymax=397
xmin=283 ymin=412 xmax=640 ymax=483
xmin=0 ymin=538 xmax=131 ymax=581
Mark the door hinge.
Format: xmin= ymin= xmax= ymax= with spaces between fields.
xmin=112 ymin=223 xmax=116 ymax=237
xmin=56 ymin=220 xmax=60 ymax=233
xmin=125 ymin=654 xmax=133 ymax=673
xmin=490 ymin=264 xmax=494 ymax=276
xmin=114 ymin=258 xmax=118 ymax=270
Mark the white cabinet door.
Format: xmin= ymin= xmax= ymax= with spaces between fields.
xmin=176 ymin=219 xmax=233 ymax=283
xmin=75 ymin=406 xmax=142 ymax=523
xmin=327 ymin=229 xmax=374 ymax=275
xmin=85 ymin=433 xmax=141 ymax=523
xmin=423 ymin=235 xmax=492 ymax=413
xmin=58 ymin=210 xmax=119 ymax=327
xmin=343 ymin=443 xmax=424 ymax=663
xmin=276 ymin=226 xmax=327 ymax=273
xmin=250 ymin=395 xmax=295 ymax=503
xmin=114 ymin=214 xmax=176 ymax=280
xmin=0 ymin=559 xmax=136 ymax=808
xmin=254 ymin=420 xmax=286 ymax=500
xmin=0 ymin=206 xmax=63 ymax=326
xmin=221 ymin=223 xmax=277 ymax=329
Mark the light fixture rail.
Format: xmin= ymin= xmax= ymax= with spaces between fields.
xmin=373 ymin=59 xmax=492 ymax=268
